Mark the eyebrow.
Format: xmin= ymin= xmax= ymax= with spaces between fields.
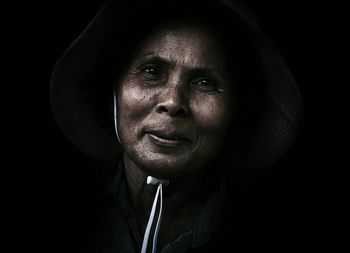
xmin=136 ymin=52 xmax=228 ymax=79
xmin=137 ymin=53 xmax=172 ymax=67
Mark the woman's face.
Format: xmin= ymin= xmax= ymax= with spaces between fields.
xmin=117 ymin=22 xmax=234 ymax=178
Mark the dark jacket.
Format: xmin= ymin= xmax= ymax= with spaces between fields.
xmin=78 ymin=157 xmax=302 ymax=252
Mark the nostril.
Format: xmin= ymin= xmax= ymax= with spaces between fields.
xmin=156 ymin=104 xmax=188 ymax=117
xmin=176 ymin=108 xmax=186 ymax=116
xmin=156 ymin=105 xmax=169 ymax=113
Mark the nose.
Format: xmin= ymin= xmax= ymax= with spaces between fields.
xmin=156 ymin=86 xmax=190 ymax=117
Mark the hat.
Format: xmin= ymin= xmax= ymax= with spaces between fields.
xmin=50 ymin=0 xmax=303 ymax=170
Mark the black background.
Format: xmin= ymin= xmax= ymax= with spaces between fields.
xmin=6 ymin=0 xmax=340 ymax=251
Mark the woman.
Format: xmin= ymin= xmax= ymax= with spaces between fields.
xmin=51 ymin=0 xmax=302 ymax=252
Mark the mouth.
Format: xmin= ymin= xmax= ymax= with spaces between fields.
xmin=145 ymin=130 xmax=191 ymax=147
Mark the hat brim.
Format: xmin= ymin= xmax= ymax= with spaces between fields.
xmin=50 ymin=0 xmax=302 ymax=170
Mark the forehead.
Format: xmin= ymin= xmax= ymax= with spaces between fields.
xmin=131 ymin=22 xmax=227 ymax=68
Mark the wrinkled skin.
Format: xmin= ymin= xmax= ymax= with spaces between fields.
xmin=117 ymin=22 xmax=234 ymax=178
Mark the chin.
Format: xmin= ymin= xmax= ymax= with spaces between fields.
xmin=137 ymin=154 xmax=196 ymax=179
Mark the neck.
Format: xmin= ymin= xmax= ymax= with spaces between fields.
xmin=123 ymin=154 xmax=218 ymax=232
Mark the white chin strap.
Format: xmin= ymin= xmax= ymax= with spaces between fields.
xmin=113 ymin=89 xmax=169 ymax=252
xmin=141 ymin=176 xmax=169 ymax=253
xmin=113 ymin=89 xmax=122 ymax=144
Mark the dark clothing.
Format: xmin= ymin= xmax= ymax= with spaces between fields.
xmin=92 ymin=160 xmax=225 ymax=253
xmin=81 ymin=159 xmax=303 ymax=252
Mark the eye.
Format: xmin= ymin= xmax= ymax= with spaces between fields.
xmin=190 ymin=77 xmax=220 ymax=92
xmin=139 ymin=64 xmax=164 ymax=81
xmin=142 ymin=67 xmax=158 ymax=75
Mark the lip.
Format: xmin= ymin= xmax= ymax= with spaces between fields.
xmin=146 ymin=130 xmax=191 ymax=147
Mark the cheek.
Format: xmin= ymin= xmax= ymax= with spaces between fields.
xmin=192 ymin=95 xmax=232 ymax=135
xmin=117 ymin=78 xmax=159 ymax=141
xmin=118 ymin=80 xmax=152 ymax=120
xmin=189 ymin=95 xmax=232 ymax=167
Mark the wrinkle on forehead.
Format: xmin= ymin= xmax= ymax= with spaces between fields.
xmin=133 ymin=23 xmax=227 ymax=71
